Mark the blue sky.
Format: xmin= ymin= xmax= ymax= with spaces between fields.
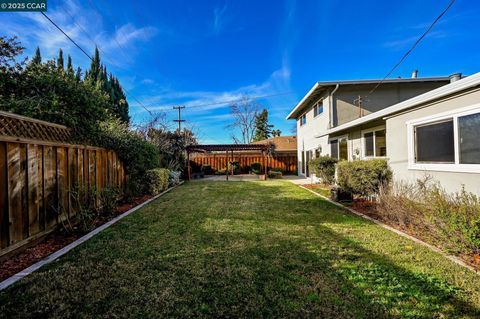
xmin=2 ymin=0 xmax=480 ymax=143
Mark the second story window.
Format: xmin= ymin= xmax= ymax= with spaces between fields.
xmin=314 ymin=101 xmax=324 ymax=117
xmin=299 ymin=114 xmax=307 ymax=126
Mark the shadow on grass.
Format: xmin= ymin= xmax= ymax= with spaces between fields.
xmin=0 ymin=181 xmax=479 ymax=318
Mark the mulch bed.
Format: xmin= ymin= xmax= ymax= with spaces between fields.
xmin=0 ymin=195 xmax=153 ymax=283
xmin=346 ymin=198 xmax=480 ymax=271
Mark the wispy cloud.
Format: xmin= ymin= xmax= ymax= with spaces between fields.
xmin=383 ymin=31 xmax=448 ymax=50
xmin=0 ymin=0 xmax=158 ymax=68
xmin=213 ymin=3 xmax=228 ymax=34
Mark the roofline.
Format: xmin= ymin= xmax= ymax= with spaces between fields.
xmin=286 ymin=76 xmax=452 ymax=120
xmin=316 ymin=72 xmax=480 ymax=137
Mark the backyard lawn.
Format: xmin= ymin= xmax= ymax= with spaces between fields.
xmin=1 ymin=180 xmax=480 ymax=318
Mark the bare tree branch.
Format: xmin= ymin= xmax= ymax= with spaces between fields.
xmin=227 ymin=95 xmax=259 ymax=144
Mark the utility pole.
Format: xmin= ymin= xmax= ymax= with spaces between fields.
xmin=173 ymin=106 xmax=186 ymax=133
xmin=354 ymin=95 xmax=368 ymax=118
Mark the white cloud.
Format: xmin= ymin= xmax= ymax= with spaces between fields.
xmin=213 ymin=3 xmax=228 ymax=34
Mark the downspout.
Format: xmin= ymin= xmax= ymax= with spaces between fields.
xmin=328 ymin=84 xmax=340 ymax=129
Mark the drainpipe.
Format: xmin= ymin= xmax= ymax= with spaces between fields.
xmin=328 ymin=84 xmax=340 ymax=129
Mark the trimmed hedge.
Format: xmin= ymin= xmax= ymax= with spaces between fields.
xmin=268 ymin=170 xmax=283 ymax=179
xmin=145 ymin=168 xmax=170 ymax=195
xmin=308 ymin=156 xmax=338 ymax=184
xmin=337 ymin=159 xmax=392 ymax=196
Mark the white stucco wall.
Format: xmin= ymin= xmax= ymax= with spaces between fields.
xmin=386 ymin=89 xmax=480 ymax=195
xmin=296 ymin=95 xmax=331 ymax=176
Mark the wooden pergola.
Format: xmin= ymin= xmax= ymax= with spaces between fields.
xmin=185 ymin=144 xmax=269 ymax=180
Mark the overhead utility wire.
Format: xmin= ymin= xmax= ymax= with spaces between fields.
xmin=365 ymin=0 xmax=456 ymax=99
xmin=40 ymin=12 xmax=155 ymax=117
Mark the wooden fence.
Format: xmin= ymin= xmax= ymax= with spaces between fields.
xmin=0 ymin=112 xmax=125 ymax=257
xmin=190 ymin=152 xmax=297 ymax=174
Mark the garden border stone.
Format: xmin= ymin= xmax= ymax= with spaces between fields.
xmin=295 ymin=183 xmax=479 ymax=275
xmin=0 ymin=182 xmax=184 ymax=291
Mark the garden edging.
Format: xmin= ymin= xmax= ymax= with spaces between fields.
xmin=295 ymin=183 xmax=479 ymax=275
xmin=0 ymin=182 xmax=184 ymax=291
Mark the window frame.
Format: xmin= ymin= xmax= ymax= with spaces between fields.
xmin=313 ymin=99 xmax=324 ymax=118
xmin=299 ymin=113 xmax=307 ymax=126
xmin=407 ymin=103 xmax=480 ymax=173
xmin=361 ymin=126 xmax=387 ymax=159
xmin=329 ymin=135 xmax=349 ymax=160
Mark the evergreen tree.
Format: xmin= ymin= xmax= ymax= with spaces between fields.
xmin=57 ymin=49 xmax=64 ymax=70
xmin=31 ymin=47 xmax=41 ymax=65
xmin=75 ymin=67 xmax=82 ymax=81
xmin=86 ymin=47 xmax=101 ymax=84
xmin=253 ymin=109 xmax=273 ymax=141
xmin=66 ymin=55 xmax=74 ymax=78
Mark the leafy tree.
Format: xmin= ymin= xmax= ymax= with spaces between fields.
xmin=66 ymin=55 xmax=74 ymax=78
xmin=0 ymin=36 xmax=25 ymax=73
xmin=272 ymin=129 xmax=282 ymax=137
xmin=253 ymin=109 xmax=273 ymax=141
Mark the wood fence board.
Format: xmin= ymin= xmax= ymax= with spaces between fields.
xmin=56 ymin=147 xmax=68 ymax=223
xmin=7 ymin=143 xmax=28 ymax=244
xmin=27 ymin=144 xmax=41 ymax=236
xmin=0 ymin=142 xmax=9 ymax=248
xmin=44 ymin=146 xmax=57 ymax=228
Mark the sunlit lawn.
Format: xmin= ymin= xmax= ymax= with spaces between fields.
xmin=1 ymin=180 xmax=480 ymax=318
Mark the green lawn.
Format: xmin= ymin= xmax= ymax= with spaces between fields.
xmin=1 ymin=180 xmax=480 ymax=318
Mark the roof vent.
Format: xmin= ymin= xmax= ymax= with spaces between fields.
xmin=411 ymin=70 xmax=418 ymax=79
xmin=449 ymin=73 xmax=462 ymax=83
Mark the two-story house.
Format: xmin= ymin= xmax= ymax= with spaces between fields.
xmin=287 ymin=73 xmax=454 ymax=177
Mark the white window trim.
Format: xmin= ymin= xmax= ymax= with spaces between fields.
xmin=360 ymin=125 xmax=387 ymax=159
xmin=329 ymin=134 xmax=348 ymax=160
xmin=406 ymin=103 xmax=480 ymax=174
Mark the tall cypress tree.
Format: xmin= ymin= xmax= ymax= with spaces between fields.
xmin=31 ymin=47 xmax=42 ymax=65
xmin=66 ymin=55 xmax=74 ymax=78
xmin=75 ymin=67 xmax=82 ymax=81
xmin=57 ymin=49 xmax=64 ymax=70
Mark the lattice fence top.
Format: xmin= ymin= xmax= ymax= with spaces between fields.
xmin=0 ymin=111 xmax=71 ymax=143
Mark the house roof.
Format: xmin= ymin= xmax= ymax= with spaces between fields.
xmin=252 ymin=136 xmax=297 ymax=152
xmin=317 ymin=72 xmax=480 ymax=137
xmin=286 ymin=76 xmax=453 ymax=120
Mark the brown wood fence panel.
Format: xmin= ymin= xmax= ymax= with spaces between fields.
xmin=190 ymin=152 xmax=297 ymax=174
xmin=0 ymin=140 xmax=125 ymax=257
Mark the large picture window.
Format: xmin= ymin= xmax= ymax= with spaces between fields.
xmin=363 ymin=128 xmax=386 ymax=158
xmin=408 ymin=105 xmax=480 ymax=173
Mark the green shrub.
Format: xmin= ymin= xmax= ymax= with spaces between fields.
xmin=250 ymin=162 xmax=262 ymax=175
xmin=100 ymin=187 xmax=119 ymax=216
xmin=378 ymin=178 xmax=480 ymax=255
xmin=201 ymin=164 xmax=212 ymax=175
xmin=268 ymin=170 xmax=282 ymax=179
xmin=337 ymin=159 xmax=392 ymax=196
xmin=308 ymin=156 xmax=338 ymax=184
xmin=145 ymin=168 xmax=170 ymax=195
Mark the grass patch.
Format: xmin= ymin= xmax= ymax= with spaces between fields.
xmin=1 ymin=180 xmax=480 ymax=318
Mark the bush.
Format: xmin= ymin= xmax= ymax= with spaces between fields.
xmin=250 ymin=162 xmax=262 ymax=175
xmin=268 ymin=170 xmax=282 ymax=179
xmin=145 ymin=168 xmax=170 ymax=195
xmin=337 ymin=159 xmax=392 ymax=196
xmin=201 ymin=164 xmax=212 ymax=175
xmin=100 ymin=187 xmax=119 ymax=216
xmin=378 ymin=177 xmax=480 ymax=255
xmin=308 ymin=156 xmax=338 ymax=184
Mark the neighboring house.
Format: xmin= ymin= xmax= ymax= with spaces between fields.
xmin=287 ymin=73 xmax=456 ymax=177
xmin=252 ymin=136 xmax=298 ymax=173
xmin=322 ymin=72 xmax=480 ymax=194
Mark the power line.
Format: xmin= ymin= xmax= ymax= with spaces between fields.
xmin=365 ymin=0 xmax=456 ymax=99
xmin=40 ymin=12 xmax=155 ymax=117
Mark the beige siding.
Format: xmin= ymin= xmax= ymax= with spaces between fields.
xmin=386 ymin=89 xmax=480 ymax=195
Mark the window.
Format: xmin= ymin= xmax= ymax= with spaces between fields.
xmin=459 ymin=112 xmax=480 ymax=164
xmin=363 ymin=128 xmax=386 ymax=158
xmin=415 ymin=120 xmax=454 ymax=163
xmin=407 ymin=105 xmax=480 ymax=173
xmin=314 ymin=101 xmax=324 ymax=117
xmin=330 ymin=137 xmax=348 ymax=160
xmin=299 ymin=114 xmax=307 ymax=126
xmin=315 ymin=148 xmax=321 ymax=158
